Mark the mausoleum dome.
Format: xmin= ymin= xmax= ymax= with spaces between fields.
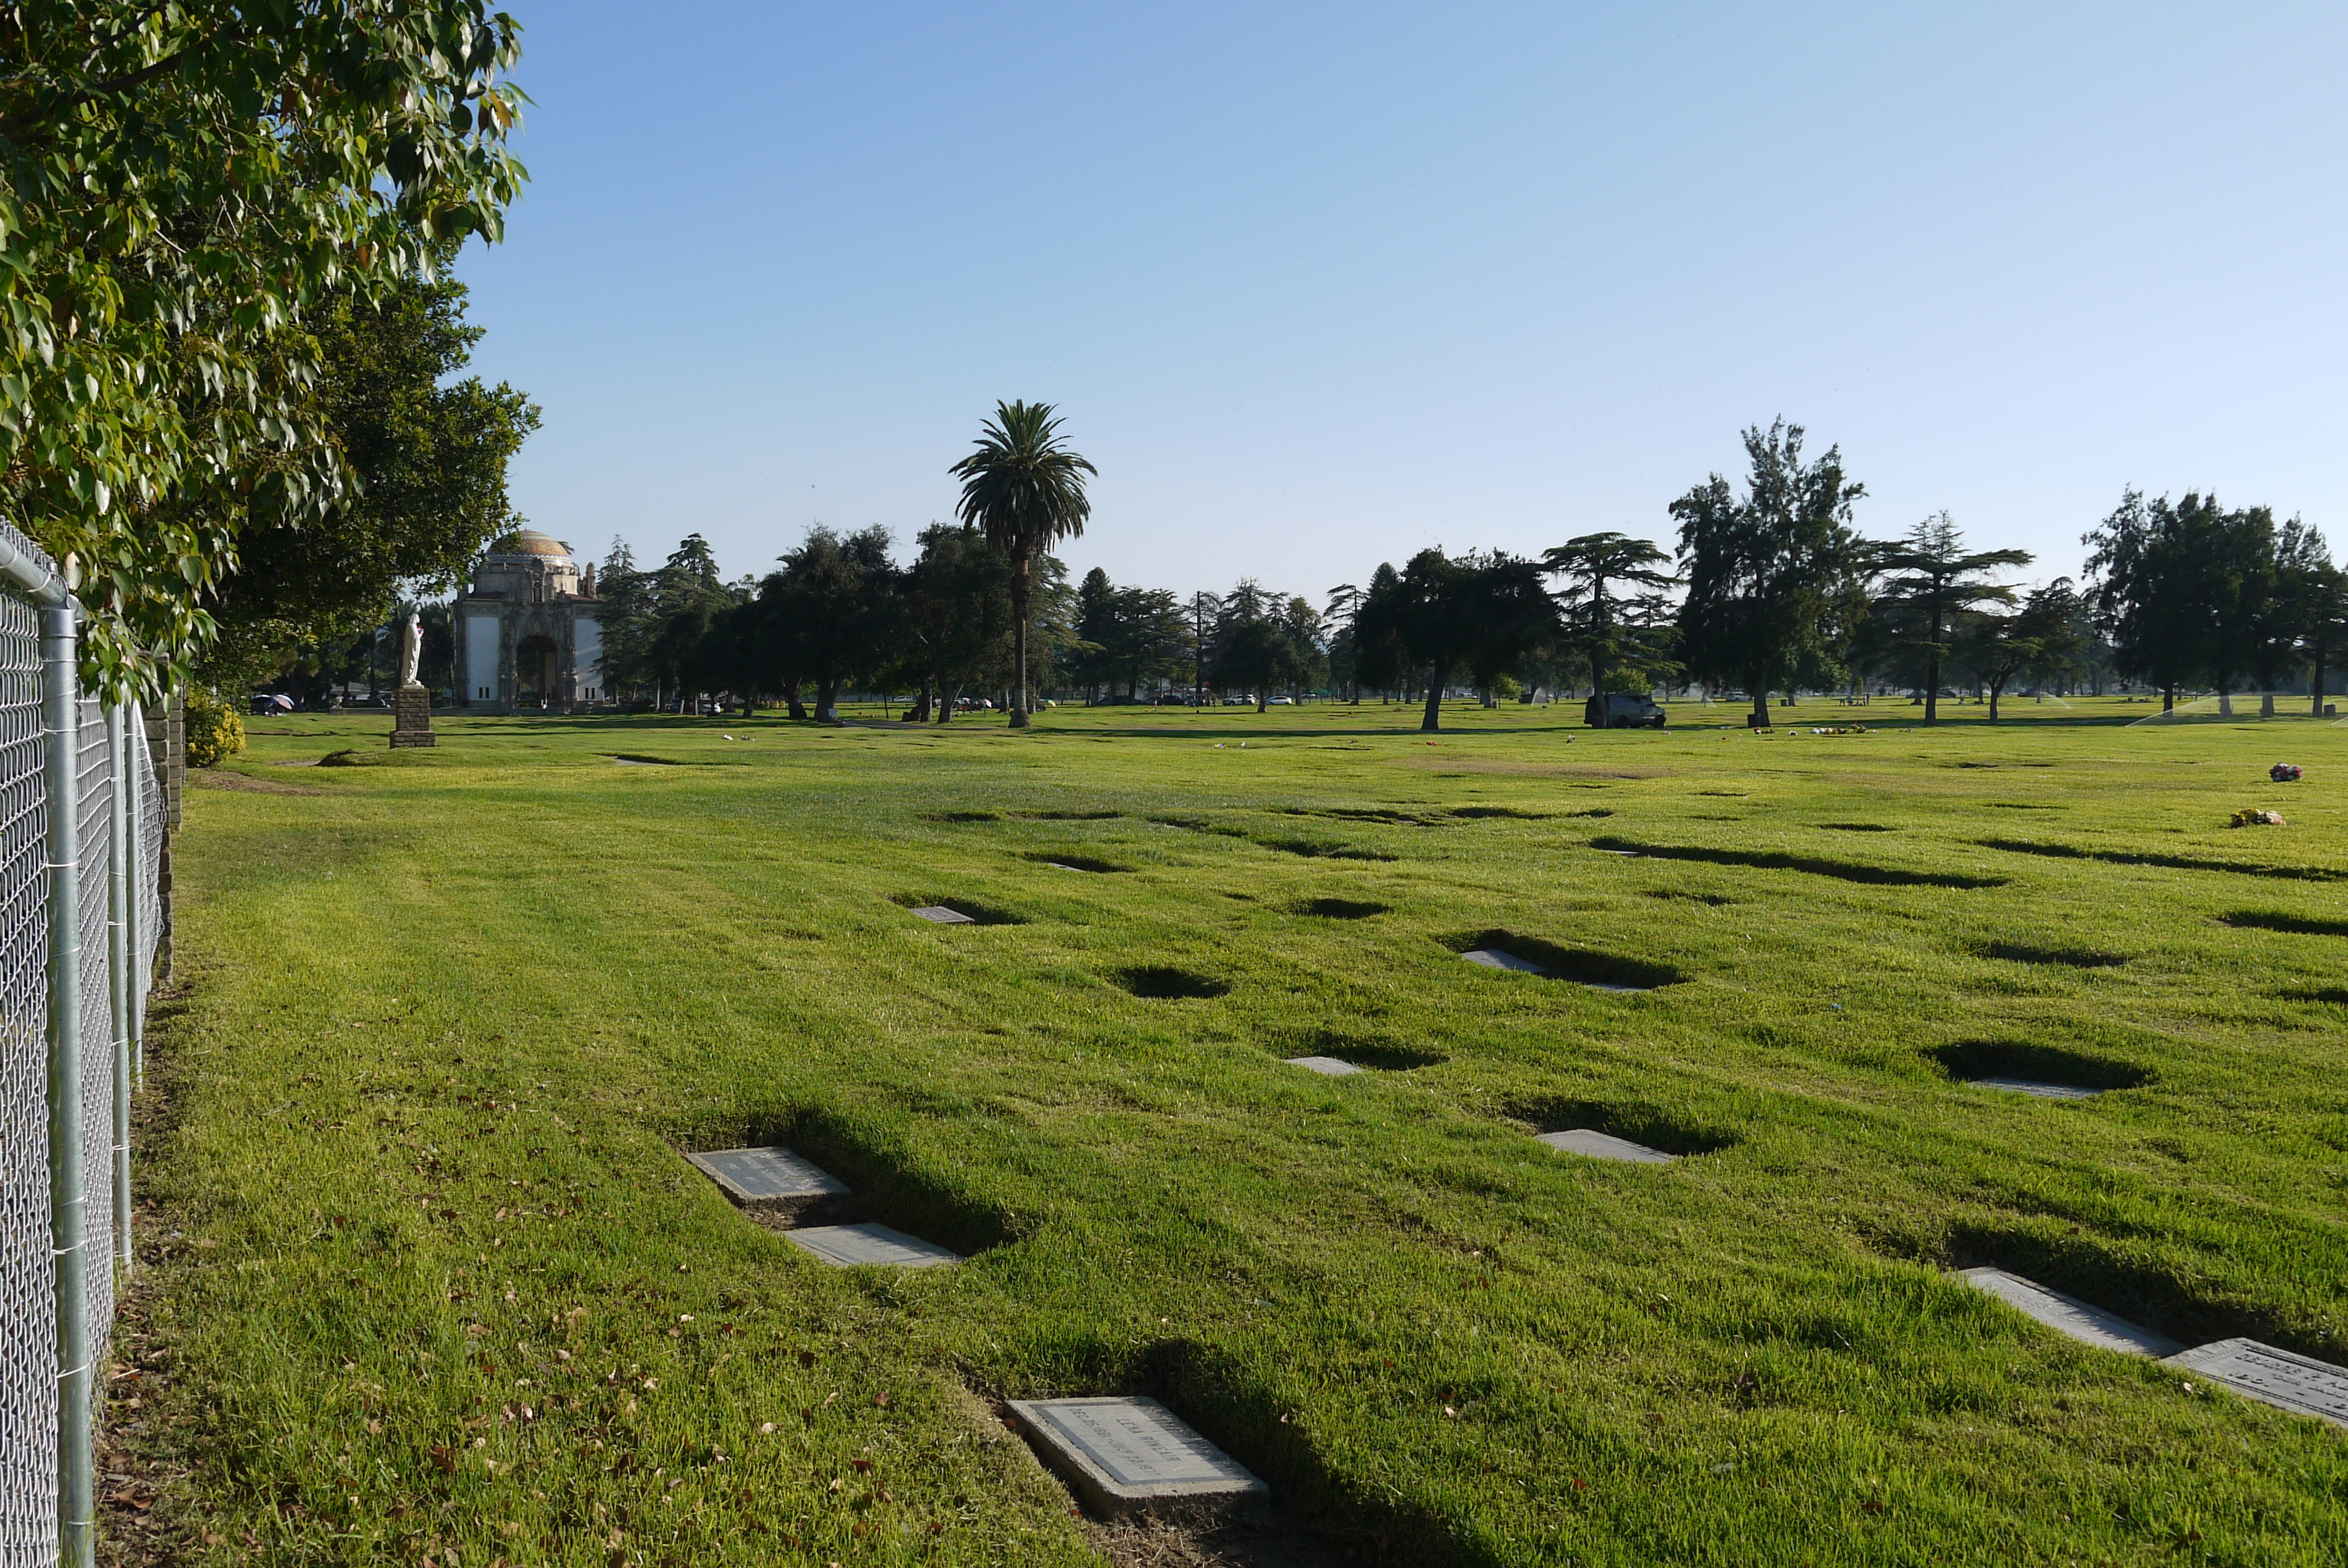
xmin=498 ymin=529 xmax=573 ymax=560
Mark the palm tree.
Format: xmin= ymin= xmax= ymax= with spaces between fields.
xmin=948 ymin=400 xmax=1097 ymax=727
xmin=1875 ymin=513 xmax=2032 ymax=721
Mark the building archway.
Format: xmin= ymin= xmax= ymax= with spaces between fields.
xmin=515 ymin=634 xmax=559 ymax=706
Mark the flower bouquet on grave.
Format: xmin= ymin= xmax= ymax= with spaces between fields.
xmin=2269 ymin=763 xmax=2303 ymax=782
xmin=2231 ymin=807 xmax=2286 ymax=827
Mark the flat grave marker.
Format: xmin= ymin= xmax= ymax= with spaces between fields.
xmin=786 ymin=1223 xmax=960 ymax=1269
xmin=1958 ymin=1267 xmax=2180 ymax=1356
xmin=1284 ymin=1055 xmax=1364 ymax=1076
xmin=1008 ymin=1395 xmax=1268 ymax=1513
xmin=684 ymin=1146 xmax=849 ymax=1225
xmin=1462 ymin=948 xmax=1546 ymax=974
xmin=1537 ymin=1128 xmax=1676 ymax=1165
xmin=909 ymin=905 xmax=977 ymax=924
xmin=2165 ymin=1339 xmax=2348 ymax=1428
xmin=1975 ymin=1078 xmax=2104 ymax=1100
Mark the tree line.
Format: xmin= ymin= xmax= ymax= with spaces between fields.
xmin=589 ymin=416 xmax=2343 ymax=730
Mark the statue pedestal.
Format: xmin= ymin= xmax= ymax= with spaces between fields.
xmin=390 ymin=683 xmax=436 ymax=748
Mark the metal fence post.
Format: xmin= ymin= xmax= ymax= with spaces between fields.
xmin=124 ymin=701 xmax=143 ymax=1089
xmin=42 ymin=602 xmax=92 ymax=1568
xmin=106 ymin=704 xmax=130 ymax=1275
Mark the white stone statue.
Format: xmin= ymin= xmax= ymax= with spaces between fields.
xmin=399 ymin=610 xmax=423 ymax=688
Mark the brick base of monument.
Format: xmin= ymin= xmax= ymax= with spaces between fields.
xmin=390 ymin=684 xmax=437 ymax=748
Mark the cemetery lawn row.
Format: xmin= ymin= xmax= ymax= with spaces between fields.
xmin=116 ymin=702 xmax=2348 ymax=1566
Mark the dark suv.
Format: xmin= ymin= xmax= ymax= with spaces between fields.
xmin=1584 ymin=692 xmax=1667 ymax=729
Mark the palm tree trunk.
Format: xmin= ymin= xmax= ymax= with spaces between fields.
xmin=1010 ymin=555 xmax=1033 ymax=728
xmin=2313 ymin=637 xmax=2328 ymax=717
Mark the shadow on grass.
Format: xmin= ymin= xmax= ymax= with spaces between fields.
xmin=1290 ymin=1031 xmax=1443 ymax=1070
xmin=888 ymin=893 xmax=1025 ymax=925
xmin=1117 ymin=966 xmax=1231 ymax=999
xmin=1946 ymin=1223 xmax=2330 ymax=1361
xmin=2278 ymin=986 xmax=2348 ymax=1005
xmin=1593 ymin=837 xmax=2007 ymax=889
xmin=1975 ymin=837 xmax=2348 ymax=883
xmin=1025 ymin=852 xmax=1132 ymax=874
xmin=743 ymin=1108 xmax=1022 ymax=1259
xmin=1446 ymin=930 xmax=1689 ymax=989
xmin=1283 ymin=806 xmax=1435 ymax=826
xmin=1256 ymin=837 xmax=1401 ymax=862
xmin=1293 ymin=897 xmax=1389 ymax=920
xmin=1926 ymin=1040 xmax=2152 ymax=1092
xmin=923 ymin=809 xmax=1001 ymax=823
xmin=2221 ymin=909 xmax=2348 ymax=937
xmin=1506 ymin=1096 xmax=1738 ymax=1157
xmin=989 ymin=1336 xmax=1505 ymax=1566
xmin=1976 ymin=941 xmax=2128 ymax=968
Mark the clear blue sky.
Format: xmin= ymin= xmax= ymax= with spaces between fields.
xmin=456 ymin=2 xmax=2347 ymax=601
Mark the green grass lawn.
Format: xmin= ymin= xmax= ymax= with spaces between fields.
xmin=109 ymin=697 xmax=2348 ymax=1566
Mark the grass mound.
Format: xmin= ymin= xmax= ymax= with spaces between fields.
xmin=316 ymin=747 xmax=432 ymax=768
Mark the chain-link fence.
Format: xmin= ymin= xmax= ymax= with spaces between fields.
xmin=0 ymin=521 xmax=170 ymax=1568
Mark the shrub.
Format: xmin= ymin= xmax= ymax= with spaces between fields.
xmin=185 ymin=689 xmax=246 ymax=769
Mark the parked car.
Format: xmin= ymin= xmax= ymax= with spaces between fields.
xmin=1267 ymin=695 xmax=1294 ymax=705
xmin=1584 ymin=692 xmax=1666 ymax=729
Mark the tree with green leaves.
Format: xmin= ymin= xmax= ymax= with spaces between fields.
xmin=949 ymin=400 xmax=1095 ymax=727
xmin=626 ymin=535 xmax=739 ymax=710
xmin=197 ymin=260 xmax=538 ymax=686
xmin=1354 ymin=548 xmax=1554 ymax=731
xmin=1671 ymin=420 xmax=1868 ymax=726
xmin=1339 ymin=565 xmax=1408 ymax=702
xmin=1207 ymin=581 xmax=1311 ymax=711
xmin=2247 ymin=518 xmax=2334 ymax=716
xmin=1959 ymin=579 xmax=2087 ymax=721
xmin=1871 ymin=513 xmax=2032 ymax=721
xmin=764 ymin=526 xmax=900 ymax=722
xmin=1541 ymin=532 xmax=1678 ymax=700
xmin=2082 ymin=490 xmax=2251 ymax=714
xmin=900 ymin=524 xmax=1016 ymax=721
xmin=0 ymin=2 xmax=529 ymax=700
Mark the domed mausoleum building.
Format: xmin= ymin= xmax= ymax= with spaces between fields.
xmin=450 ymin=530 xmax=606 ymax=710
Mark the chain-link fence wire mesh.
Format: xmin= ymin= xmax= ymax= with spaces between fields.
xmin=0 ymin=580 xmax=51 ymax=1568
xmin=72 ymin=698 xmax=113 ymax=1401
xmin=130 ymin=712 xmax=160 ymax=1025
xmin=0 ymin=516 xmax=167 ymax=1568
